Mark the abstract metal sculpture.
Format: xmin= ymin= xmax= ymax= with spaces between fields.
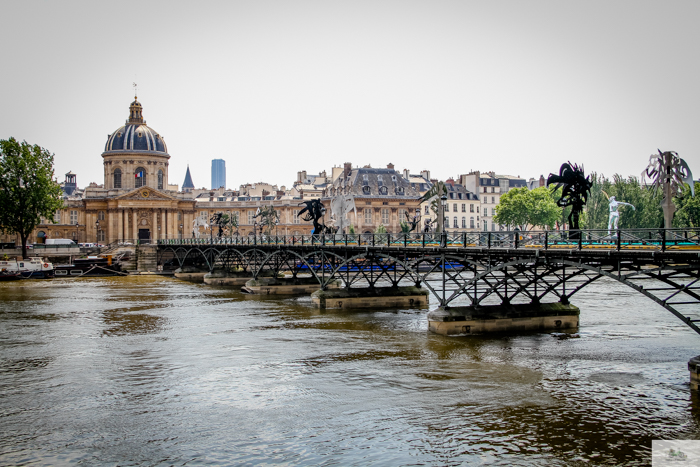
xmin=192 ymin=216 xmax=209 ymax=239
xmin=298 ymin=199 xmax=326 ymax=235
xmin=642 ymin=150 xmax=695 ymax=229
xmin=329 ymin=194 xmax=356 ymax=234
xmin=546 ymin=162 xmax=593 ymax=235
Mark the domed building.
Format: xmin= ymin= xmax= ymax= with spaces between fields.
xmin=17 ymin=97 xmax=197 ymax=246
xmin=102 ymin=98 xmax=170 ymax=191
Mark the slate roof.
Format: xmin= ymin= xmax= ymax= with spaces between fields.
xmin=325 ymin=167 xmax=419 ymax=199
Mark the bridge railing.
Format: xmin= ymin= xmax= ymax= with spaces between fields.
xmin=157 ymin=228 xmax=700 ymax=251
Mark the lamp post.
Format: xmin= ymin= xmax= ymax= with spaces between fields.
xmin=75 ymin=221 xmax=80 ymax=244
xmin=439 ymin=192 xmax=447 ymax=247
xmin=253 ymin=221 xmax=258 ymax=244
xmin=95 ymin=220 xmax=100 ymax=244
xmin=179 ymin=223 xmax=183 ymax=240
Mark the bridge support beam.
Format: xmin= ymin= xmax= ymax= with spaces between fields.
xmin=242 ymin=276 xmax=341 ymax=295
xmin=428 ymin=302 xmax=579 ymax=336
xmin=311 ymin=286 xmax=429 ymax=309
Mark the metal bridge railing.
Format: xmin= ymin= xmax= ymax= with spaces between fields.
xmin=157 ymin=228 xmax=700 ymax=252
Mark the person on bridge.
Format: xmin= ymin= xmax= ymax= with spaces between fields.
xmin=606 ymin=194 xmax=635 ymax=235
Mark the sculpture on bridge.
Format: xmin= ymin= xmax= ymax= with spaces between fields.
xmin=642 ymin=149 xmax=695 ymax=229
xmin=329 ymin=194 xmax=356 ymax=234
xmin=298 ymin=199 xmax=326 ymax=235
xmin=546 ymin=162 xmax=593 ymax=237
xmin=603 ymin=192 xmax=635 ymax=235
xmin=192 ymin=216 xmax=209 ymax=239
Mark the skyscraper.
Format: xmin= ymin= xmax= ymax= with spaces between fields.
xmin=211 ymin=159 xmax=226 ymax=189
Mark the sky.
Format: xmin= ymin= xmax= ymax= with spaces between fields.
xmin=1 ymin=0 xmax=698 ymax=191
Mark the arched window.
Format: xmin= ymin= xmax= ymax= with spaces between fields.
xmin=135 ymin=167 xmax=146 ymax=188
xmin=158 ymin=169 xmax=164 ymax=190
xmin=114 ymin=168 xmax=122 ymax=189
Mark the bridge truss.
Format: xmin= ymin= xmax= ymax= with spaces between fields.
xmin=158 ymin=228 xmax=700 ymax=334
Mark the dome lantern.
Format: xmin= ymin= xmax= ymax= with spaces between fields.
xmin=127 ymin=96 xmax=145 ymax=124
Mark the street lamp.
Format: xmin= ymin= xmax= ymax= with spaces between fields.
xmin=75 ymin=221 xmax=80 ymax=244
xmin=179 ymin=223 xmax=183 ymax=240
xmin=440 ymin=193 xmax=448 ymax=247
xmin=95 ymin=220 xmax=100 ymax=244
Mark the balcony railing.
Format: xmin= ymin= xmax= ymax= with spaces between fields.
xmin=157 ymin=228 xmax=700 ymax=252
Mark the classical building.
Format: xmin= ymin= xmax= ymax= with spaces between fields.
xmin=11 ymin=97 xmax=198 ymax=245
xmin=460 ymin=171 xmax=527 ymax=231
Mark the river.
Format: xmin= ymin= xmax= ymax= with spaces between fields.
xmin=1 ymin=275 xmax=699 ymax=466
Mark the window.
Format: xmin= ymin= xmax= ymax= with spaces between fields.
xmin=492 ymin=223 xmax=497 ymax=231
xmin=461 ymin=217 xmax=466 ymax=228
xmin=491 ymin=196 xmax=495 ymax=204
xmin=364 ymin=208 xmax=372 ymax=224
xmin=470 ymin=204 xmax=474 ymax=212
xmin=470 ymin=217 xmax=475 ymax=228
xmin=483 ymin=220 xmax=488 ymax=231
xmin=247 ymin=211 xmax=255 ymax=225
xmin=452 ymin=204 xmax=457 ymax=212
xmin=362 ymin=174 xmax=369 ymax=185
xmin=462 ymin=204 xmax=466 ymax=212
xmin=453 ymin=217 xmax=458 ymax=228
xmin=483 ymin=187 xmax=487 ymax=193
xmin=135 ymin=167 xmax=146 ymax=188
xmin=293 ymin=211 xmax=300 ymax=224
xmin=377 ymin=175 xmax=383 ymax=186
xmin=70 ymin=210 xmax=78 ymax=224
xmin=98 ymin=211 xmax=105 ymax=221
xmin=483 ymin=208 xmax=488 ymax=217
xmin=113 ymin=168 xmax=122 ymax=189
xmin=477 ymin=206 xmax=479 ymax=213
xmin=98 ymin=230 xmax=105 ymax=242
xmin=381 ymin=208 xmax=389 ymax=225
xmin=379 ymin=186 xmax=388 ymax=195
xmin=158 ymin=170 xmax=164 ymax=190
xmin=444 ymin=216 xmax=449 ymax=228
xmin=400 ymin=209 xmax=409 ymax=222
xmin=54 ymin=210 xmax=61 ymax=223
xmin=425 ymin=205 xmax=429 ymax=215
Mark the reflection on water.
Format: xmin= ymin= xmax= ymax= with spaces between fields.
xmin=0 ymin=275 xmax=699 ymax=466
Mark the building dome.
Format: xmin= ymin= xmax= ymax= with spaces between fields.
xmin=103 ymin=98 xmax=168 ymax=154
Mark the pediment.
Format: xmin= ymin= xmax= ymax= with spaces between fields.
xmin=116 ymin=187 xmax=177 ymax=201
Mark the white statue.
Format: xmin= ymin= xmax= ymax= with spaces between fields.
xmin=192 ymin=217 xmax=209 ymax=239
xmin=606 ymin=195 xmax=635 ymax=234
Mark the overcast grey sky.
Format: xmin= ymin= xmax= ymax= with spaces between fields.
xmin=1 ymin=0 xmax=698 ymax=190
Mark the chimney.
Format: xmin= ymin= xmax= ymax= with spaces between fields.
xmin=387 ymin=162 xmax=394 ymax=170
xmin=403 ymin=168 xmax=410 ymax=179
xmin=344 ymin=162 xmax=352 ymax=178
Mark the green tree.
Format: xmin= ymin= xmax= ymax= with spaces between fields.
xmin=674 ymin=183 xmax=700 ymax=229
xmin=0 ymin=138 xmax=63 ymax=258
xmin=253 ymin=205 xmax=280 ymax=235
xmin=494 ymin=186 xmax=560 ymax=231
xmin=220 ymin=212 xmax=239 ymax=237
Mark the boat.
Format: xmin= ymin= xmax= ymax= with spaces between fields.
xmin=0 ymin=258 xmax=54 ymax=278
xmin=0 ymin=271 xmax=22 ymax=281
xmin=53 ymin=256 xmax=127 ymax=277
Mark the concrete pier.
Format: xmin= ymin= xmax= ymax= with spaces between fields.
xmin=242 ymin=276 xmax=341 ymax=295
xmin=311 ymin=286 xmax=429 ymax=309
xmin=203 ymin=270 xmax=253 ymax=286
xmin=428 ymin=302 xmax=579 ymax=336
xmin=688 ymin=356 xmax=700 ymax=391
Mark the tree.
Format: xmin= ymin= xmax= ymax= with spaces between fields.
xmin=494 ymin=186 xmax=560 ymax=231
xmin=0 ymin=138 xmax=63 ymax=258
xmin=674 ymin=183 xmax=700 ymax=229
xmin=253 ymin=205 xmax=280 ymax=235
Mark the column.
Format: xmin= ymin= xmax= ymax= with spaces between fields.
xmin=117 ymin=209 xmax=123 ymax=242
xmin=161 ymin=210 xmax=167 ymax=240
xmin=152 ymin=210 xmax=158 ymax=241
xmin=108 ymin=210 xmax=116 ymax=244
xmin=132 ymin=209 xmax=138 ymax=241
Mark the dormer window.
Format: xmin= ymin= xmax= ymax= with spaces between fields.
xmin=395 ymin=187 xmax=404 ymax=195
xmin=379 ymin=186 xmax=388 ymax=195
xmin=362 ymin=185 xmax=371 ymax=194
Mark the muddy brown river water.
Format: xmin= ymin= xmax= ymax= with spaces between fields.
xmin=1 ymin=275 xmax=699 ymax=466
